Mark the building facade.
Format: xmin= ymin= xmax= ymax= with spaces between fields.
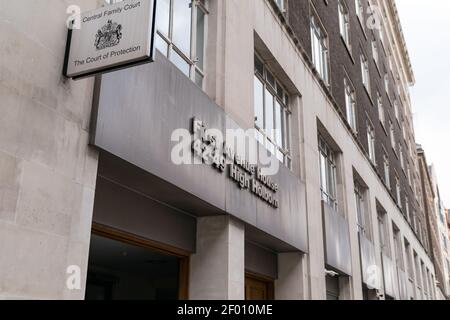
xmin=0 ymin=0 xmax=444 ymax=299
xmin=416 ymin=147 xmax=446 ymax=299
xmin=447 ymin=209 xmax=450 ymax=265
xmin=426 ymin=162 xmax=450 ymax=297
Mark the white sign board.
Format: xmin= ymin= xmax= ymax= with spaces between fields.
xmin=64 ymin=0 xmax=156 ymax=79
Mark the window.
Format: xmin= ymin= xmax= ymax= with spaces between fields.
xmin=414 ymin=252 xmax=422 ymax=290
xmin=402 ymin=122 xmax=407 ymax=141
xmin=319 ymin=136 xmax=338 ymax=210
xmin=254 ymin=55 xmax=292 ymax=168
xmin=397 ymin=81 xmax=402 ymax=98
xmin=388 ymin=53 xmax=394 ymax=74
xmin=407 ymin=164 xmax=412 ymax=186
xmin=393 ymin=225 xmax=404 ymax=270
xmin=383 ymin=151 xmax=390 ymax=189
xmin=427 ymin=268 xmax=436 ymax=300
xmin=384 ymin=74 xmax=389 ymax=96
xmin=442 ymin=234 xmax=448 ymax=251
xmin=344 ymin=77 xmax=357 ymax=132
xmin=379 ymin=22 xmax=385 ymax=46
xmin=389 ymin=120 xmax=396 ymax=151
xmin=421 ymin=262 xmax=428 ymax=296
xmin=395 ymin=175 xmax=402 ymax=208
xmin=404 ymin=239 xmax=414 ymax=280
xmin=399 ymin=145 xmax=405 ymax=170
xmin=355 ymin=180 xmax=370 ymax=238
xmin=367 ymin=121 xmax=376 ymax=165
xmin=417 ymin=218 xmax=423 ymax=242
xmin=155 ymin=0 xmax=207 ymax=88
xmin=339 ymin=1 xmax=351 ymax=50
xmin=274 ymin=0 xmax=285 ymax=12
xmin=372 ymin=40 xmax=379 ymax=67
xmin=422 ymin=227 xmax=429 ymax=251
xmin=426 ymin=269 xmax=433 ymax=299
xmin=394 ymin=100 xmax=400 ymax=123
xmin=355 ymin=0 xmax=364 ymax=23
xmin=408 ymin=140 xmax=414 ymax=159
xmin=311 ymin=14 xmax=329 ymax=85
xmin=377 ymin=92 xmax=385 ymax=126
xmin=430 ymin=275 xmax=436 ymax=300
xmin=377 ymin=208 xmax=390 ymax=256
xmin=405 ymin=196 xmax=411 ymax=222
xmin=361 ymin=53 xmax=371 ymax=93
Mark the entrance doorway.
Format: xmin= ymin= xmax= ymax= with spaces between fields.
xmin=86 ymin=224 xmax=189 ymax=300
xmin=245 ymin=273 xmax=274 ymax=300
xmin=326 ymin=274 xmax=340 ymax=300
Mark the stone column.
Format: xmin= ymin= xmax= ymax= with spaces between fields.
xmin=189 ymin=216 xmax=245 ymax=300
xmin=275 ymin=252 xmax=306 ymax=300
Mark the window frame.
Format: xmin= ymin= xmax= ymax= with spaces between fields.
xmin=389 ymin=120 xmax=397 ymax=153
xmin=395 ymin=174 xmax=402 ymax=208
xmin=366 ymin=119 xmax=376 ymax=165
xmin=377 ymin=91 xmax=385 ymax=127
xmin=399 ymin=144 xmax=405 ymax=171
xmin=319 ymin=136 xmax=338 ymax=211
xmin=355 ymin=0 xmax=364 ymax=25
xmin=274 ymin=0 xmax=286 ymax=12
xmin=383 ymin=149 xmax=390 ymax=189
xmin=354 ymin=180 xmax=370 ymax=239
xmin=344 ymin=76 xmax=357 ymax=133
xmin=384 ymin=73 xmax=390 ymax=97
xmin=310 ymin=10 xmax=330 ymax=86
xmin=377 ymin=205 xmax=391 ymax=257
xmin=404 ymin=239 xmax=414 ymax=281
xmin=254 ymin=53 xmax=292 ymax=169
xmin=393 ymin=225 xmax=404 ymax=270
xmin=394 ymin=100 xmax=401 ymax=124
xmin=338 ymin=0 xmax=351 ymax=51
xmin=360 ymin=52 xmax=371 ymax=95
xmin=155 ymin=0 xmax=208 ymax=88
xmin=372 ymin=40 xmax=379 ymax=68
xmin=405 ymin=196 xmax=411 ymax=222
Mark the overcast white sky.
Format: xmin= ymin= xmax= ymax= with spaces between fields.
xmin=396 ymin=0 xmax=450 ymax=207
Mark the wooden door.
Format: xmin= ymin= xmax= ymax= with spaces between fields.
xmin=245 ymin=274 xmax=274 ymax=300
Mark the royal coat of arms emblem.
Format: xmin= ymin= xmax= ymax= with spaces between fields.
xmin=94 ymin=20 xmax=123 ymax=50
